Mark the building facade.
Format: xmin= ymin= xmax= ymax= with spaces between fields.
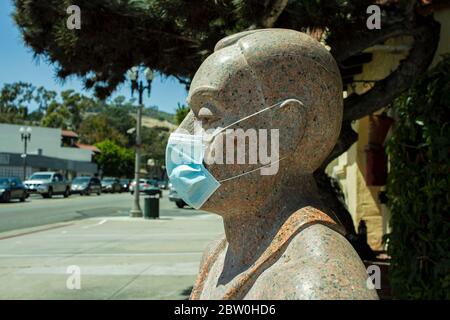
xmin=328 ymin=6 xmax=450 ymax=251
xmin=0 ymin=124 xmax=98 ymax=179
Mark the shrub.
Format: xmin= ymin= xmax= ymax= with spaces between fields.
xmin=386 ymin=55 xmax=450 ymax=299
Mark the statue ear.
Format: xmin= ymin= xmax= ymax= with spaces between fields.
xmin=273 ymin=98 xmax=307 ymax=155
xmin=280 ymin=98 xmax=304 ymax=110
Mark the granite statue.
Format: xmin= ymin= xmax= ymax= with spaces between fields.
xmin=167 ymin=29 xmax=379 ymax=300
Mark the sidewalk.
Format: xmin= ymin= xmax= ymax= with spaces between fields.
xmin=0 ymin=207 xmax=224 ymax=299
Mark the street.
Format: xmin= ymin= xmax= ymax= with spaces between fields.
xmin=0 ymin=192 xmax=224 ymax=299
xmin=0 ymin=191 xmax=209 ymax=233
xmin=0 ymin=192 xmax=130 ymax=233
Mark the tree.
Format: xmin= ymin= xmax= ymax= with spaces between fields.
xmin=40 ymin=102 xmax=71 ymax=129
xmin=141 ymin=127 xmax=170 ymax=167
xmin=175 ymin=104 xmax=190 ymax=125
xmin=34 ymin=86 xmax=57 ymax=114
xmin=78 ymin=113 xmax=129 ymax=147
xmin=60 ymin=90 xmax=95 ymax=130
xmin=39 ymin=89 xmax=95 ymax=130
xmin=0 ymin=82 xmax=36 ymax=123
xmin=101 ymin=105 xmax=136 ymax=143
xmin=95 ymin=139 xmax=134 ymax=177
xmin=13 ymin=0 xmax=442 ymax=234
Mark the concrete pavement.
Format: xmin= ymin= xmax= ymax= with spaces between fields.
xmin=0 ymin=193 xmax=224 ymax=299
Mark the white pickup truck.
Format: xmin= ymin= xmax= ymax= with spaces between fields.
xmin=24 ymin=171 xmax=71 ymax=198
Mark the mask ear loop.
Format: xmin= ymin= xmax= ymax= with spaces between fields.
xmin=205 ymin=98 xmax=302 ymax=182
xmin=203 ymin=101 xmax=284 ymax=142
xmin=218 ymin=155 xmax=289 ymax=183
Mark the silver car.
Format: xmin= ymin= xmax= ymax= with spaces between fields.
xmin=24 ymin=172 xmax=71 ymax=198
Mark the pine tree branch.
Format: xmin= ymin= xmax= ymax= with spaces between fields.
xmin=249 ymin=0 xmax=289 ymax=29
xmin=343 ymin=17 xmax=440 ymax=121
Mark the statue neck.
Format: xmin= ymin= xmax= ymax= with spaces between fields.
xmin=221 ymin=174 xmax=323 ymax=268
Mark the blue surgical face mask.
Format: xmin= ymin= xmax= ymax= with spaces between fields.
xmin=166 ymin=133 xmax=220 ymax=209
xmin=165 ymin=101 xmax=288 ymax=209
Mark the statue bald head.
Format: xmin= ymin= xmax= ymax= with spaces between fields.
xmin=178 ymin=29 xmax=343 ymax=213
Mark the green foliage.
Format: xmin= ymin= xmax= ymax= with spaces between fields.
xmin=40 ymin=102 xmax=71 ymax=129
xmin=141 ymin=127 xmax=169 ymax=167
xmin=175 ymin=104 xmax=190 ymax=125
xmin=40 ymin=89 xmax=95 ymax=130
xmin=386 ymin=55 xmax=450 ymax=299
xmin=101 ymin=105 xmax=136 ymax=139
xmin=78 ymin=113 xmax=130 ymax=147
xmin=13 ymin=0 xmax=394 ymax=98
xmin=0 ymin=82 xmax=54 ymax=124
xmin=1 ymin=82 xmax=173 ymax=177
xmin=94 ymin=139 xmax=134 ymax=177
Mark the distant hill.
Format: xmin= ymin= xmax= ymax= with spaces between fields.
xmin=142 ymin=107 xmax=175 ymax=124
xmin=83 ymin=105 xmax=177 ymax=131
xmin=140 ymin=106 xmax=177 ymax=131
xmin=141 ymin=115 xmax=177 ymax=131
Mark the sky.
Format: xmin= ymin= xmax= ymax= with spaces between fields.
xmin=0 ymin=0 xmax=188 ymax=114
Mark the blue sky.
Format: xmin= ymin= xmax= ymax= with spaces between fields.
xmin=0 ymin=0 xmax=188 ymax=114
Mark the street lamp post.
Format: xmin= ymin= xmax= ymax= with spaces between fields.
xmin=19 ymin=126 xmax=32 ymax=181
xmin=128 ymin=67 xmax=154 ymax=218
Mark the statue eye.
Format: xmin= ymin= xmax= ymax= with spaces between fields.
xmin=198 ymin=106 xmax=218 ymax=123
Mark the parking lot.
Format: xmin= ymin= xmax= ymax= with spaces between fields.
xmin=0 ymin=192 xmax=224 ymax=299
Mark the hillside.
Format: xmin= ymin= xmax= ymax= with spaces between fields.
xmin=141 ymin=115 xmax=177 ymax=131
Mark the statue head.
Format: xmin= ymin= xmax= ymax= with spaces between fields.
xmin=175 ymin=29 xmax=343 ymax=214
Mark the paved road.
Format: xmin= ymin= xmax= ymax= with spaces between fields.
xmin=0 ymin=191 xmax=199 ymax=233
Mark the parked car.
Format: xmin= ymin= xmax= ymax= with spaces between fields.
xmin=157 ymin=180 xmax=168 ymax=190
xmin=101 ymin=177 xmax=122 ymax=193
xmin=169 ymin=184 xmax=187 ymax=208
xmin=24 ymin=172 xmax=71 ymax=198
xmin=130 ymin=179 xmax=162 ymax=197
xmin=71 ymin=176 xmax=101 ymax=196
xmin=0 ymin=177 xmax=28 ymax=202
xmin=142 ymin=181 xmax=162 ymax=197
xmin=129 ymin=179 xmax=147 ymax=195
xmin=119 ymin=179 xmax=131 ymax=192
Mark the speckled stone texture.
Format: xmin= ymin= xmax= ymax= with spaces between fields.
xmin=175 ymin=29 xmax=378 ymax=300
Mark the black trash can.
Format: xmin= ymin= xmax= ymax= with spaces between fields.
xmin=144 ymin=195 xmax=159 ymax=219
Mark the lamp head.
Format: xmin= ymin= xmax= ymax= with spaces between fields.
xmin=145 ymin=68 xmax=154 ymax=82
xmin=128 ymin=67 xmax=139 ymax=82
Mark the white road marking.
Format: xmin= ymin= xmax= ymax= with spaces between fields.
xmin=82 ymin=219 xmax=107 ymax=229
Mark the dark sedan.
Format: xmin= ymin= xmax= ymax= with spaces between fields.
xmin=71 ymin=176 xmax=102 ymax=196
xmin=101 ymin=177 xmax=122 ymax=193
xmin=120 ymin=179 xmax=131 ymax=192
xmin=0 ymin=177 xmax=28 ymax=203
xmin=157 ymin=180 xmax=168 ymax=190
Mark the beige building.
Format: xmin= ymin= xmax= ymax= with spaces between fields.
xmin=327 ymin=6 xmax=450 ymax=251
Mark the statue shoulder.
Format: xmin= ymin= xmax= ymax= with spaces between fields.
xmin=198 ymin=237 xmax=225 ymax=272
xmin=246 ymin=224 xmax=379 ymax=300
